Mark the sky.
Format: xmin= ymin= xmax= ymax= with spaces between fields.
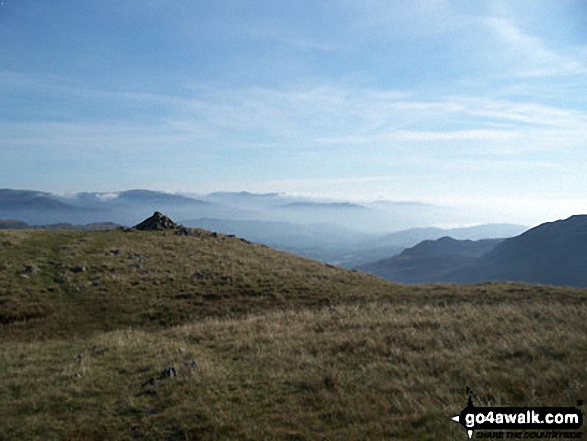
xmin=1 ymin=0 xmax=587 ymax=226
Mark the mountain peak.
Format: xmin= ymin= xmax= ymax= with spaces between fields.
xmin=134 ymin=212 xmax=179 ymax=231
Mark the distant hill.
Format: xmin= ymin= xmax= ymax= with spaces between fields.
xmin=358 ymin=237 xmax=502 ymax=284
xmin=0 ymin=189 xmax=76 ymax=211
xmin=360 ymin=215 xmax=587 ymax=287
xmin=0 ymin=219 xmax=121 ymax=230
xmin=0 ymin=187 xmax=502 ymax=233
xmin=38 ymin=222 xmax=121 ymax=231
xmin=371 ymin=224 xmax=527 ymax=249
xmin=0 ymin=189 xmax=229 ymax=226
xmin=207 ymin=191 xmax=281 ymax=200
xmin=114 ymin=189 xmax=210 ymax=206
xmin=281 ymin=201 xmax=370 ymax=210
xmin=0 ymin=189 xmax=94 ymax=225
xmin=444 ymin=215 xmax=587 ymax=287
xmin=0 ymin=219 xmax=30 ymax=229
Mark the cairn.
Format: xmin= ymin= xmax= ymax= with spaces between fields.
xmin=134 ymin=212 xmax=179 ymax=231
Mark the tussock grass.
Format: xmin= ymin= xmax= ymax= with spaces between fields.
xmin=0 ymin=229 xmax=586 ymax=439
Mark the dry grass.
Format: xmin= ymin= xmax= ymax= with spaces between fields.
xmin=0 ymin=229 xmax=393 ymax=341
xmin=0 ymin=229 xmax=586 ymax=439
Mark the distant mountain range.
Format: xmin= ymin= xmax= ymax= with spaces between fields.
xmin=365 ymin=224 xmax=527 ymax=249
xmin=359 ymin=215 xmax=587 ymax=287
xmin=0 ymin=188 xmax=526 ymax=268
xmin=3 ymin=187 xmax=585 ymax=286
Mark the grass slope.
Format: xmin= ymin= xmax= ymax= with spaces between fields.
xmin=0 ymin=229 xmax=586 ymax=440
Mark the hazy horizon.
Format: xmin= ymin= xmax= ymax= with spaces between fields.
xmin=2 ymin=1 xmax=587 ymax=228
xmin=0 ymin=186 xmax=572 ymax=230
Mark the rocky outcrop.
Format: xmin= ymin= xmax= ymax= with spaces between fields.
xmin=134 ymin=212 xmax=179 ymax=231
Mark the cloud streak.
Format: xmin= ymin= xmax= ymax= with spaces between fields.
xmin=484 ymin=16 xmax=587 ymax=77
xmin=4 ymin=71 xmax=587 ymax=159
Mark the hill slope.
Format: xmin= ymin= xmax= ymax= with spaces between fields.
xmin=445 ymin=214 xmax=587 ymax=286
xmin=0 ymin=227 xmax=393 ymax=340
xmin=358 ymin=237 xmax=501 ymax=283
xmin=1 ymin=223 xmax=586 ymax=439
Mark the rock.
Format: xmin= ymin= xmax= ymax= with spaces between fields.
xmin=175 ymin=227 xmax=190 ymax=236
xmin=134 ymin=212 xmax=179 ymax=231
xmin=22 ymin=264 xmax=38 ymax=274
xmin=162 ymin=367 xmax=177 ymax=378
xmin=142 ymin=366 xmax=179 ymax=389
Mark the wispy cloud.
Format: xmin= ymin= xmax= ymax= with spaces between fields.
xmin=483 ymin=16 xmax=587 ymax=77
xmin=4 ymin=71 xmax=587 ymax=159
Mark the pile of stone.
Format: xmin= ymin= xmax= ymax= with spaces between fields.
xmin=134 ymin=212 xmax=179 ymax=231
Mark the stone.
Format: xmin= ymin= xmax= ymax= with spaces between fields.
xmin=134 ymin=212 xmax=179 ymax=231
xmin=162 ymin=367 xmax=177 ymax=378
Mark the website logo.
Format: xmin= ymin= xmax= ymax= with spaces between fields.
xmin=452 ymin=388 xmax=583 ymax=439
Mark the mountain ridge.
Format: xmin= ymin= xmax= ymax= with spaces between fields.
xmin=358 ymin=236 xmax=502 ymax=284
xmin=444 ymin=214 xmax=587 ymax=286
xmin=360 ymin=214 xmax=587 ymax=287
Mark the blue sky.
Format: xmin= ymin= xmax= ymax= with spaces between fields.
xmin=1 ymin=0 xmax=587 ymax=225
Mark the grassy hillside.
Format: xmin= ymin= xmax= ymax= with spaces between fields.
xmin=0 ymin=228 xmax=394 ymax=341
xmin=0 ymin=228 xmax=586 ymax=440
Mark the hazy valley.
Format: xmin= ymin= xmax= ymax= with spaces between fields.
xmin=0 ymin=188 xmax=527 ymax=269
